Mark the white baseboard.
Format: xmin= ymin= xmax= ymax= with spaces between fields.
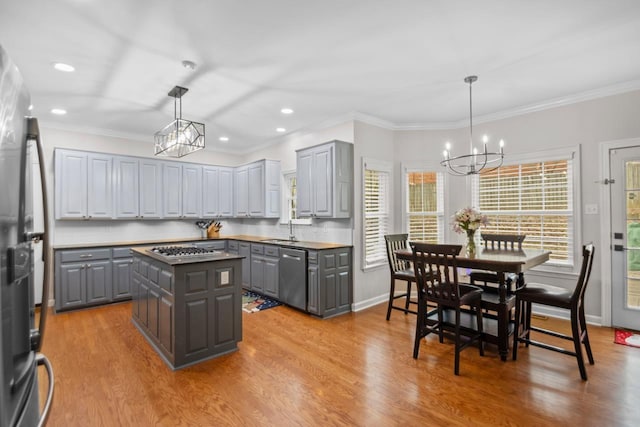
xmin=352 ymin=294 xmax=388 ymax=312
xmin=530 ymin=304 xmax=602 ymax=326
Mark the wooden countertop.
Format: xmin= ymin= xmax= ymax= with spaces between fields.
xmin=53 ymin=235 xmax=352 ymax=251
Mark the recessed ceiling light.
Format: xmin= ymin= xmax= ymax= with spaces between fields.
xmin=51 ymin=108 xmax=67 ymax=115
xmin=182 ymin=60 xmax=196 ymax=70
xmin=219 ymin=136 xmax=229 ymax=142
xmin=276 ymin=127 xmax=286 ymax=133
xmin=53 ymin=62 xmax=75 ymax=72
xmin=280 ymin=108 xmax=294 ymax=114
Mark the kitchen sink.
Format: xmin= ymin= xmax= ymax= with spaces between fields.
xmin=260 ymin=239 xmax=299 ymax=244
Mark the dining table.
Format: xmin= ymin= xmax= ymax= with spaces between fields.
xmin=395 ymin=244 xmax=550 ymax=361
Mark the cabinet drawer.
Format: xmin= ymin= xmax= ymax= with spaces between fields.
xmin=194 ymin=241 xmax=226 ymax=251
xmin=59 ymin=248 xmax=111 ymax=263
xmin=308 ymin=250 xmax=318 ymax=264
xmin=251 ymin=244 xmax=264 ymax=255
xmin=227 ymin=240 xmax=239 ymax=251
xmin=264 ymin=245 xmax=279 ymax=257
xmin=113 ymin=247 xmax=133 ymax=258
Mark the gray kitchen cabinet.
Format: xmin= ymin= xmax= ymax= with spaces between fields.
xmin=250 ymin=244 xmax=265 ymax=292
xmin=306 ymin=247 xmax=352 ymax=318
xmin=182 ymin=163 xmax=202 ymax=218
xmin=112 ymin=247 xmax=133 ymax=300
xmin=239 ymin=242 xmax=251 ymax=287
xmin=139 ymin=159 xmax=163 ymax=219
xmin=55 ymin=149 xmax=113 ymax=219
xmin=233 ymin=165 xmax=249 ymax=217
xmin=162 ymin=162 xmax=182 ymax=218
xmin=114 ymin=156 xmax=139 ymax=218
xmin=263 ymin=246 xmax=280 ymax=299
xmin=203 ymin=166 xmax=233 ymax=218
xmin=193 ymin=241 xmax=226 ymax=251
xmin=218 ymin=166 xmax=234 ymax=217
xmin=55 ymin=248 xmax=112 ymax=310
xmin=234 ymin=160 xmax=280 ymax=218
xmin=296 ymin=140 xmax=353 ymax=218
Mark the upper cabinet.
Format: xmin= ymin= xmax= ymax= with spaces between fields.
xmin=55 ymin=149 xmax=112 ymax=219
xmin=296 ymin=140 xmax=353 ymax=218
xmin=181 ymin=163 xmax=202 ymax=218
xmin=203 ymin=166 xmax=233 ymax=218
xmin=114 ymin=156 xmax=139 ymax=218
xmin=234 ymin=160 xmax=280 ymax=218
xmin=139 ymin=159 xmax=163 ymax=219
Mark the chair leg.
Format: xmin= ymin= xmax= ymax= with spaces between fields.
xmin=405 ymin=280 xmax=412 ymax=313
xmin=524 ymin=302 xmax=532 ymax=347
xmin=437 ymin=306 xmax=444 ymax=343
xmin=413 ymin=300 xmax=425 ymax=359
xmin=476 ymin=302 xmax=484 ymax=357
xmin=512 ymin=297 xmax=521 ymax=360
xmin=454 ymin=307 xmax=461 ymax=376
xmin=386 ymin=277 xmax=396 ymax=321
xmin=571 ymin=309 xmax=588 ymax=381
xmin=579 ymin=305 xmax=595 ymax=365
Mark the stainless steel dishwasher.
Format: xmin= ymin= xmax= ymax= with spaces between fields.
xmin=279 ymin=248 xmax=307 ymax=311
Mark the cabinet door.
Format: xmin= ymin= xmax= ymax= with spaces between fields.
xmin=182 ymin=164 xmax=202 ymax=218
xmin=264 ymin=257 xmax=279 ymax=298
xmin=55 ymin=150 xmax=87 ymax=219
xmin=234 ymin=166 xmax=249 ymax=217
xmin=296 ymin=149 xmax=313 ymax=217
xmin=147 ymin=288 xmax=160 ymax=339
xmin=158 ymin=296 xmax=173 ymax=355
xmin=313 ymin=146 xmax=333 ymax=217
xmin=239 ymin=243 xmax=251 ymax=287
xmin=250 ymin=256 xmax=264 ymax=292
xmin=248 ymin=162 xmax=265 ymax=217
xmin=58 ymin=262 xmax=86 ymax=309
xmin=202 ymin=166 xmax=219 ymax=217
xmin=112 ymin=258 xmax=133 ymax=300
xmin=87 ymin=153 xmax=113 ymax=219
xmin=218 ymin=167 xmax=234 ymax=217
xmin=131 ymin=273 xmax=141 ymax=319
xmin=139 ymin=159 xmax=163 ymax=219
xmin=114 ymin=157 xmax=139 ymax=218
xmin=86 ymin=260 xmax=112 ymax=304
xmin=163 ymin=163 xmax=182 ymax=218
xmin=307 ymin=264 xmax=319 ymax=314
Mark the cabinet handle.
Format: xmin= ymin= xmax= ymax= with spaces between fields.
xmin=79 ymin=254 xmax=93 ymax=258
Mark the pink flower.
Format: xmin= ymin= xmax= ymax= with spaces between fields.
xmin=451 ymin=207 xmax=489 ymax=234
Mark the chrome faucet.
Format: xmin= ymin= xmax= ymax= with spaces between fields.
xmin=288 ymin=220 xmax=297 ymax=241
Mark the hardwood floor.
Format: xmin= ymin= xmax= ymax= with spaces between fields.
xmin=38 ymin=301 xmax=640 ymax=426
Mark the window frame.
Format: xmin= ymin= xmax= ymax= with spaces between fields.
xmin=280 ymin=170 xmax=312 ymax=225
xmin=472 ymin=146 xmax=582 ymax=273
xmin=362 ymin=157 xmax=393 ymax=271
xmin=401 ymin=165 xmax=446 ymax=244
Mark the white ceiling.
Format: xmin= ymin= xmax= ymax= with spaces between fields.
xmin=2 ymin=0 xmax=640 ymax=153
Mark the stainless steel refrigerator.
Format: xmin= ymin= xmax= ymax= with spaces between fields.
xmin=0 ymin=44 xmax=54 ymax=426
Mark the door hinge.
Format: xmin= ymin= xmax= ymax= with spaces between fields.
xmin=604 ymin=178 xmax=616 ymax=185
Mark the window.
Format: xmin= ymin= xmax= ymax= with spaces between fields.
xmin=282 ymin=171 xmax=311 ymax=225
xmin=473 ymin=153 xmax=576 ymax=266
xmin=404 ymin=170 xmax=444 ymax=243
xmin=363 ymin=159 xmax=392 ymax=269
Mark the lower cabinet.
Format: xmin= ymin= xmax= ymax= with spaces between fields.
xmin=249 ymin=244 xmax=279 ymax=298
xmin=307 ymin=247 xmax=352 ymax=318
xmin=55 ymin=248 xmax=113 ymax=311
xmin=112 ymin=247 xmax=134 ymax=301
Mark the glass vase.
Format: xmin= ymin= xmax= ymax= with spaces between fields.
xmin=466 ymin=229 xmax=476 ymax=257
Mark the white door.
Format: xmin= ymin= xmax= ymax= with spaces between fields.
xmin=610 ymin=146 xmax=640 ymax=330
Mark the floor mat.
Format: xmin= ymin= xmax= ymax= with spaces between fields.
xmin=614 ymin=329 xmax=640 ymax=348
xmin=242 ymin=290 xmax=282 ymax=313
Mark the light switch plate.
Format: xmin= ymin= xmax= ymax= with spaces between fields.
xmin=220 ymin=270 xmax=229 ymax=285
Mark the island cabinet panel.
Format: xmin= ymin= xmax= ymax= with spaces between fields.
xmin=131 ymin=250 xmax=242 ymax=370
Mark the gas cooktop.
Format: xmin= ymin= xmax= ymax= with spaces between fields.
xmin=148 ymin=246 xmax=220 ymax=257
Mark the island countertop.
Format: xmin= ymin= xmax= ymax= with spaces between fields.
xmin=130 ymin=246 xmax=245 ymax=266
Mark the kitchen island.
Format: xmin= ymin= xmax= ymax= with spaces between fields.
xmin=130 ymin=246 xmax=244 ymax=370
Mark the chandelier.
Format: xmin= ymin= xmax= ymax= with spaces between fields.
xmin=440 ymin=75 xmax=504 ymax=175
xmin=154 ymin=86 xmax=205 ymax=158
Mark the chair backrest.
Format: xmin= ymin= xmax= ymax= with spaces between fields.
xmin=480 ymin=233 xmax=526 ymax=250
xmin=410 ymin=242 xmax=463 ymax=305
xmin=572 ymin=243 xmax=595 ymax=305
xmin=384 ymin=234 xmax=410 ymax=273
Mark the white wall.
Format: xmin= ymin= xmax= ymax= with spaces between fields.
xmin=392 ymin=89 xmax=640 ymax=322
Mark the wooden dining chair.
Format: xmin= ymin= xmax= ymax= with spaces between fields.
xmin=470 ymin=233 xmax=527 ymax=292
xmin=384 ymin=234 xmax=417 ymax=320
xmin=411 ymin=242 xmax=484 ymax=375
xmin=512 ymin=243 xmax=595 ymax=380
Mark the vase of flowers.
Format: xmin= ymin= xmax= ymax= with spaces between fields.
xmin=452 ymin=207 xmax=489 ymax=256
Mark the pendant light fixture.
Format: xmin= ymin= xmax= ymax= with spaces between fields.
xmin=154 ymin=85 xmax=205 ymax=158
xmin=440 ymin=75 xmax=504 ymax=175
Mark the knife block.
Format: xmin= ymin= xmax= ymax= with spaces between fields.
xmin=207 ymin=228 xmax=219 ymax=239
